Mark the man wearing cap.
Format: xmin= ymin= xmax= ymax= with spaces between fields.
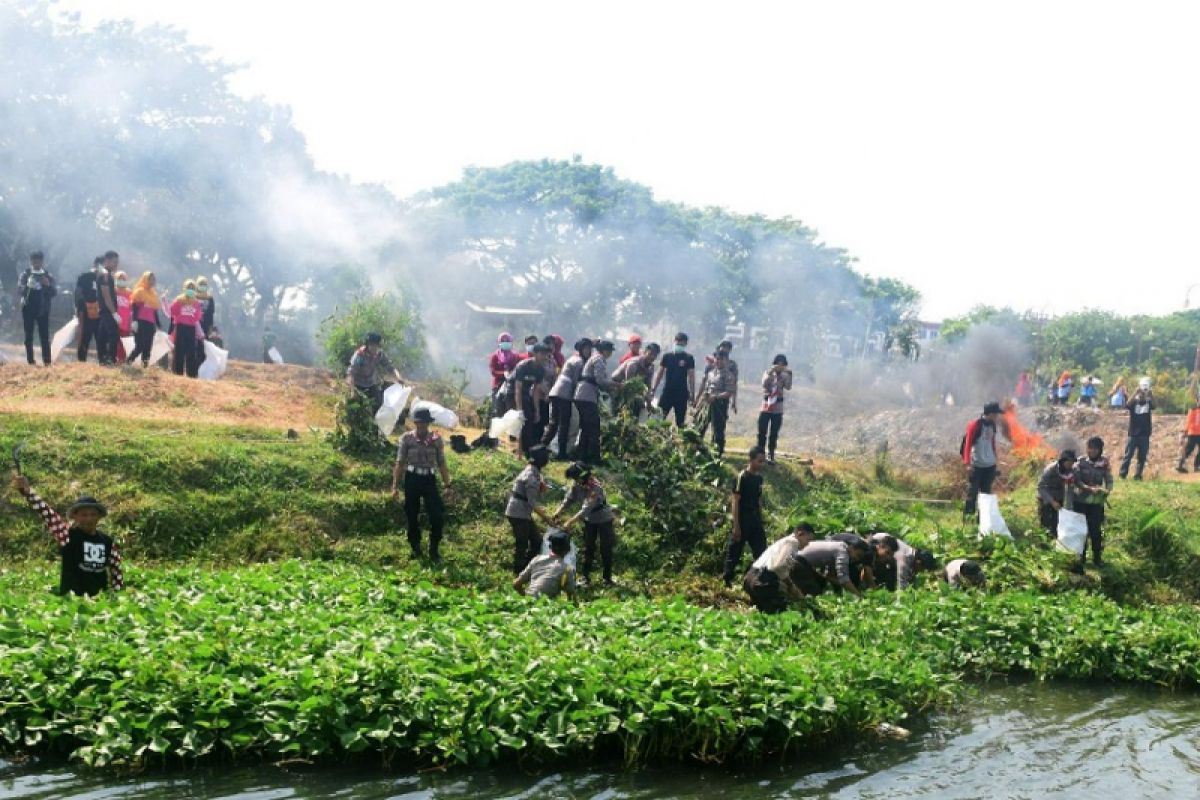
xmin=11 ymin=474 xmax=124 ymax=596
xmin=652 ymin=332 xmax=696 ymax=427
xmin=574 ymin=340 xmax=620 ymax=464
xmin=512 ymin=343 xmax=551 ymax=457
xmin=542 ymin=338 xmax=592 ymax=459
xmin=742 ymin=522 xmax=815 ymax=613
xmin=391 ymin=408 xmax=453 ymax=560
xmin=513 ymin=529 xmax=577 ymax=599
xmin=619 ymin=335 xmax=643 ymax=365
xmin=961 ymin=401 xmax=1002 ymax=517
xmin=346 ymin=332 xmax=406 ymax=414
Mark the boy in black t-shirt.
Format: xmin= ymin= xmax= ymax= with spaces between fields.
xmin=652 ymin=331 xmax=696 ymax=427
xmin=722 ymin=446 xmax=768 ymax=587
xmin=12 ymin=474 xmax=124 ymax=596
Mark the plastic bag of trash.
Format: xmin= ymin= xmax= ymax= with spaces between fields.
xmin=374 ymin=384 xmax=413 ymax=437
xmin=539 ymin=527 xmax=578 ymax=569
xmin=50 ymin=318 xmax=78 ymax=362
xmin=267 ymin=346 xmax=284 ymax=365
xmin=120 ymin=336 xmax=135 ymax=357
xmin=1056 ymin=508 xmax=1088 ymax=555
xmin=977 ymin=493 xmax=1012 ymax=538
xmin=488 ymin=409 xmax=524 ymax=439
xmin=149 ymin=331 xmax=173 ymax=365
xmin=411 ymin=398 xmax=459 ymax=429
xmin=197 ymin=341 xmax=229 ymax=381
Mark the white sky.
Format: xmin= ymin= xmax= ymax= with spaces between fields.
xmin=54 ymin=0 xmax=1200 ymax=320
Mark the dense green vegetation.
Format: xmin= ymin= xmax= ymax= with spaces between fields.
xmin=2 ymin=411 xmax=1199 ymax=771
xmin=1 ymin=563 xmax=1197 ymax=769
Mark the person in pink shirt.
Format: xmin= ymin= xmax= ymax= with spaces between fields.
xmin=113 ymin=270 xmax=133 ymax=363
xmin=489 ymin=332 xmax=520 ymax=416
xmin=169 ymin=279 xmax=204 ymax=377
xmin=126 ymin=272 xmax=162 ymax=367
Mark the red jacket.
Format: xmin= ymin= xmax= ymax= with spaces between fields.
xmin=489 ymin=350 xmax=519 ymax=391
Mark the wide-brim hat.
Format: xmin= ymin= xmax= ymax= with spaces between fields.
xmin=982 ymin=401 xmax=1003 ymax=415
xmin=68 ymin=496 xmax=108 ymax=517
xmin=412 ymin=408 xmax=434 ymax=423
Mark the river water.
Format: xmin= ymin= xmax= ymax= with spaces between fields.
xmin=2 ymin=682 xmax=1198 ymax=799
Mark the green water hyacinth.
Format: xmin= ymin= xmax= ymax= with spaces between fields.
xmin=0 ymin=562 xmax=1197 ymax=769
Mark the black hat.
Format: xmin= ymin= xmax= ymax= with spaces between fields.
xmin=773 ymin=354 xmax=788 ymax=366
xmin=68 ymin=496 xmax=108 ymax=517
xmin=565 ymin=462 xmax=592 ymax=481
xmin=1058 ymin=448 xmax=1077 ymax=463
xmin=982 ymin=401 xmax=1003 ymax=415
xmin=531 ymin=343 xmax=551 ymax=354
xmin=575 ymin=337 xmax=594 ymax=352
xmin=365 ymin=332 xmax=383 ymax=345
xmin=960 ymin=560 xmax=985 ymax=581
xmin=548 ymin=529 xmax=571 ymax=555
xmin=528 ymin=445 xmax=551 ymax=467
xmin=915 ymin=550 xmax=938 ymax=572
xmin=412 ymin=408 xmax=434 ymax=423
xmin=594 ymin=340 xmax=615 ymax=353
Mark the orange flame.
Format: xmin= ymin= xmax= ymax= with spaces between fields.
xmin=1001 ymin=403 xmax=1053 ymax=460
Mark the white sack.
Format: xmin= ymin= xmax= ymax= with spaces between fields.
xmin=977 ymin=493 xmax=1013 ymax=539
xmin=267 ymin=346 xmax=284 ymax=365
xmin=50 ymin=318 xmax=78 ymax=362
xmin=1056 ymin=508 xmax=1088 ymax=555
xmin=374 ymin=384 xmax=413 ymax=438
xmin=197 ymin=341 xmax=229 ymax=381
xmin=411 ymin=398 xmax=459 ymax=430
xmin=149 ymin=331 xmax=173 ymax=365
xmin=488 ymin=409 xmax=524 ymax=439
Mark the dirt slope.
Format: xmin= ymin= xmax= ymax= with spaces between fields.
xmin=0 ymin=360 xmax=337 ymax=430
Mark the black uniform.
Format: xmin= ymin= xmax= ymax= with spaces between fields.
xmin=722 ymin=468 xmax=766 ymax=585
xmin=658 ymin=351 xmax=695 ymax=427
xmin=74 ymin=269 xmax=101 ymax=362
xmin=18 ymin=268 xmax=56 ymax=365
xmin=512 ymin=358 xmax=547 ymax=457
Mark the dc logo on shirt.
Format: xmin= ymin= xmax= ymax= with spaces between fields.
xmin=1134 ymin=403 xmax=1151 ymax=414
xmin=83 ymin=542 xmax=106 ymax=569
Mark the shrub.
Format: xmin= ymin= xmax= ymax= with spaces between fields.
xmin=319 ymin=292 xmax=426 ymax=374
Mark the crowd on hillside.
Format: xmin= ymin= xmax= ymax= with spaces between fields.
xmin=9 ymin=250 xmax=222 ymax=376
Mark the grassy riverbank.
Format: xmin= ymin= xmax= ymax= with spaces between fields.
xmin=1 ymin=562 xmax=1197 ymax=769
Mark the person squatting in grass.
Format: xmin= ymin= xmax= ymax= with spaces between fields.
xmin=961 ymin=401 xmax=1002 ymax=517
xmin=868 ymin=532 xmax=937 ymax=591
xmin=513 ymin=528 xmax=576 ymax=599
xmin=554 ymin=462 xmax=617 ymax=586
xmin=392 ymin=408 xmax=453 ymax=561
xmin=11 ymin=474 xmax=123 ymax=596
xmin=722 ymin=446 xmax=769 ymax=587
xmin=757 ymin=354 xmax=792 ymax=463
xmin=346 ymin=331 xmax=406 ymax=415
xmin=541 ymin=338 xmax=592 ymax=460
xmin=1037 ymin=448 xmax=1077 ymax=538
xmin=742 ymin=522 xmax=816 ymax=613
xmin=826 ymin=531 xmax=876 ymax=590
xmin=792 ymin=538 xmax=866 ymax=598
xmin=1073 ymin=436 xmax=1113 ymax=569
xmin=943 ymin=558 xmax=986 ymax=588
xmin=505 ymin=445 xmax=555 ymax=574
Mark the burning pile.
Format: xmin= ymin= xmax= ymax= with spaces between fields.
xmin=1001 ymin=402 xmax=1054 ymax=460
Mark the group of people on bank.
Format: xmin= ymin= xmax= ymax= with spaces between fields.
xmin=487 ymin=330 xmax=794 ymax=464
xmin=12 ymin=249 xmax=221 ymax=377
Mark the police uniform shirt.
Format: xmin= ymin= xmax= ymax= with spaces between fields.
xmin=397 ymin=430 xmax=446 ymax=472
xmin=550 ymin=355 xmax=585 ymax=399
xmin=565 ymin=480 xmax=616 ymax=524
xmin=505 ymin=465 xmax=545 ymax=519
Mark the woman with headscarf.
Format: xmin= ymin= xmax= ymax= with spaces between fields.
xmin=194 ymin=276 xmax=216 ymax=369
xmin=113 ymin=270 xmax=133 ymax=363
xmin=169 ymin=279 xmax=204 ymax=377
xmin=126 ymin=272 xmax=161 ymax=367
